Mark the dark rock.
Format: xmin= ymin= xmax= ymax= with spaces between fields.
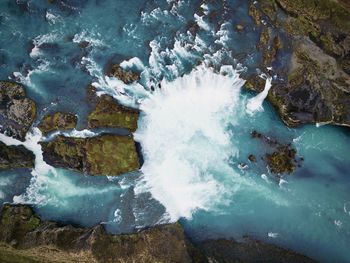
xmin=199 ymin=238 xmax=316 ymax=263
xmin=0 ymin=141 xmax=34 ymax=170
xmin=40 ymin=134 xmax=140 ymax=176
xmin=248 ymin=0 xmax=350 ymax=128
xmin=38 ymin=112 xmax=78 ymax=135
xmin=251 ymin=130 xmax=303 ymax=175
xmin=266 ymin=145 xmax=297 ymax=174
xmin=268 ymin=39 xmax=350 ymax=127
xmin=0 ymin=204 xmax=196 ymax=263
xmin=0 ymin=204 xmax=317 ymax=263
xmin=248 ymin=154 xmax=257 ymax=162
xmin=106 ymin=64 xmax=140 ymax=84
xmin=88 ymin=95 xmax=139 ymax=132
xmin=0 ymin=81 xmax=36 ymax=141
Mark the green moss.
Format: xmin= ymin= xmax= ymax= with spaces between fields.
xmin=39 ymin=112 xmax=77 ymax=135
xmin=41 ymin=134 xmax=140 ymax=176
xmin=88 ymin=95 xmax=139 ymax=132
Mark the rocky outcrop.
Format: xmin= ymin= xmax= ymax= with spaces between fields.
xmin=107 ymin=64 xmax=140 ymax=84
xmin=0 ymin=204 xmax=197 ymax=263
xmin=38 ymin=112 xmax=78 ymax=135
xmin=250 ymin=130 xmax=303 ymax=175
xmin=0 ymin=142 xmax=34 ymax=170
xmin=0 ymin=81 xmax=36 ymax=141
xmin=88 ymin=95 xmax=139 ymax=132
xmin=248 ymin=0 xmax=350 ymax=128
xmin=40 ymin=134 xmax=140 ymax=176
xmin=0 ymin=204 xmax=316 ymax=263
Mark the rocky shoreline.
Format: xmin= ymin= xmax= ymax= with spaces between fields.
xmin=247 ymin=0 xmax=350 ymax=128
xmin=0 ymin=204 xmax=316 ymax=263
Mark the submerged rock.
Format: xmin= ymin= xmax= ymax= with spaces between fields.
xmin=40 ymin=134 xmax=140 ymax=176
xmin=38 ymin=112 xmax=78 ymax=135
xmin=0 ymin=141 xmax=34 ymax=170
xmin=107 ymin=64 xmax=140 ymax=84
xmin=88 ymin=95 xmax=139 ymax=132
xmin=248 ymin=0 xmax=350 ymax=128
xmin=0 ymin=81 xmax=36 ymax=141
xmin=0 ymin=204 xmax=316 ymax=263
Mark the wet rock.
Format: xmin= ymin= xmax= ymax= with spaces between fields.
xmin=0 ymin=141 xmax=34 ymax=170
xmin=88 ymin=95 xmax=139 ymax=132
xmin=248 ymin=154 xmax=257 ymax=162
xmin=0 ymin=204 xmax=196 ymax=263
xmin=38 ymin=112 xmax=78 ymax=135
xmin=106 ymin=64 xmax=140 ymax=84
xmin=251 ymin=130 xmax=303 ymax=175
xmin=0 ymin=81 xmax=36 ymax=141
xmin=235 ymin=24 xmax=244 ymax=32
xmin=0 ymin=204 xmax=317 ymax=263
xmin=266 ymin=145 xmax=297 ymax=174
xmin=40 ymin=134 xmax=140 ymax=176
xmin=199 ymin=238 xmax=316 ymax=263
xmin=248 ymin=0 xmax=350 ymax=128
xmin=268 ymin=39 xmax=350 ymax=127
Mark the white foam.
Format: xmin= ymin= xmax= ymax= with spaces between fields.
xmin=134 ymin=66 xmax=245 ymax=220
xmin=246 ymin=77 xmax=272 ymax=115
xmin=45 ymin=11 xmax=61 ymax=25
xmin=30 ymin=33 xmax=58 ymax=58
xmin=0 ymin=128 xmax=116 ymax=206
xmin=120 ymin=57 xmax=145 ymax=72
xmin=268 ymin=232 xmax=279 ymax=238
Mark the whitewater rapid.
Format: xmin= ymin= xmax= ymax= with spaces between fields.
xmin=134 ymin=66 xmax=259 ymax=220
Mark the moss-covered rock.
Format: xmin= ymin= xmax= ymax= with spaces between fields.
xmin=0 ymin=204 xmax=196 ymax=263
xmin=251 ymin=130 xmax=302 ymax=175
xmin=0 ymin=204 xmax=316 ymax=263
xmin=0 ymin=141 xmax=35 ymax=170
xmin=40 ymin=134 xmax=140 ymax=176
xmin=0 ymin=204 xmax=318 ymax=263
xmin=107 ymin=64 xmax=139 ymax=84
xmin=38 ymin=112 xmax=77 ymax=135
xmin=0 ymin=81 xmax=36 ymax=141
xmin=88 ymin=95 xmax=139 ymax=132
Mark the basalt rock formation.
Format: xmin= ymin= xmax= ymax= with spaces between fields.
xmin=38 ymin=112 xmax=78 ymax=136
xmin=88 ymin=94 xmax=139 ymax=132
xmin=248 ymin=0 xmax=350 ymax=128
xmin=0 ymin=141 xmax=34 ymax=170
xmin=0 ymin=81 xmax=36 ymax=141
xmin=40 ymin=134 xmax=140 ymax=176
xmin=0 ymin=204 xmax=316 ymax=263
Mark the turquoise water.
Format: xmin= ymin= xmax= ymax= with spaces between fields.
xmin=0 ymin=1 xmax=349 ymax=262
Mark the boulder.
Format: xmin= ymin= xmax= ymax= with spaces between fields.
xmin=0 ymin=81 xmax=36 ymax=141
xmin=88 ymin=95 xmax=139 ymax=132
xmin=0 ymin=141 xmax=34 ymax=170
xmin=40 ymin=134 xmax=140 ymax=176
xmin=107 ymin=64 xmax=140 ymax=84
xmin=38 ymin=112 xmax=78 ymax=135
